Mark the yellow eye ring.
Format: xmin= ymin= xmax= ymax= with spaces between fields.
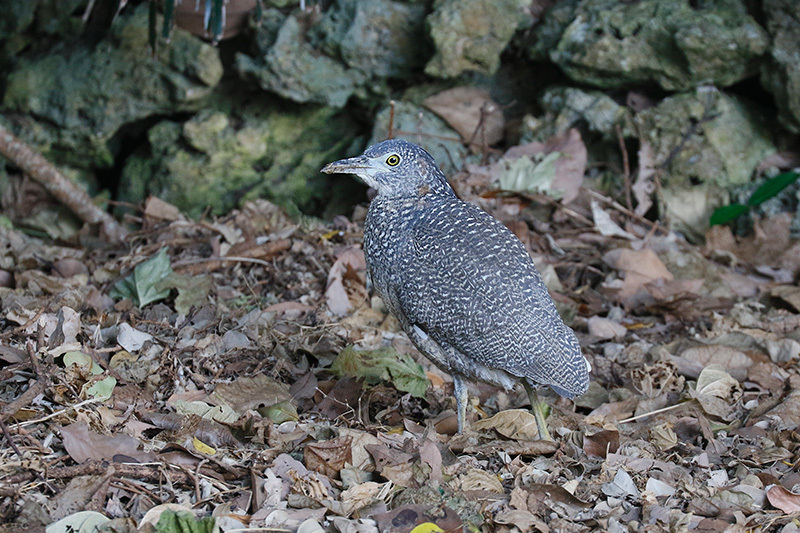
xmin=386 ymin=154 xmax=401 ymax=166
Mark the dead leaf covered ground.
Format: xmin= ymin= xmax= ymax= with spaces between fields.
xmin=2 ymin=162 xmax=800 ymax=533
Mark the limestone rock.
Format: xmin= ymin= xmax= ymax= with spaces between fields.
xmin=1 ymin=5 xmax=222 ymax=168
xmin=425 ymin=0 xmax=530 ymax=78
xmin=535 ymin=0 xmax=768 ymax=91
xmin=119 ymin=102 xmax=360 ymax=217
xmin=760 ymin=0 xmax=800 ymax=134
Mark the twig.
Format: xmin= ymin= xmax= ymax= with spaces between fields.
xmin=616 ymin=124 xmax=632 ymax=211
xmin=0 ymin=342 xmax=49 ymax=424
xmin=618 ymin=402 xmax=688 ymax=424
xmin=9 ymin=398 xmax=102 ymax=430
xmin=0 ymin=298 xmax=53 ymax=340
xmin=0 ymin=123 xmax=128 ymax=241
xmin=584 ymin=189 xmax=666 ymax=234
xmin=387 ymin=100 xmax=396 ymax=140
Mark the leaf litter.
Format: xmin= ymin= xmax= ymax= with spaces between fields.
xmin=1 ymin=143 xmax=800 ymax=533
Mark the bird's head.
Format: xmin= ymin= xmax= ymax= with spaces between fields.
xmin=321 ymin=139 xmax=454 ymax=198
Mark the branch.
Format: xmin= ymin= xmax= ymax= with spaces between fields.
xmin=0 ymin=123 xmax=128 ymax=241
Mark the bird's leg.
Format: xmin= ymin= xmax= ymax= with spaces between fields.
xmin=453 ymin=375 xmax=469 ymax=433
xmin=523 ymin=380 xmax=552 ymax=441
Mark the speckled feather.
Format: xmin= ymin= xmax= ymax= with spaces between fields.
xmin=327 ymin=139 xmax=589 ymax=399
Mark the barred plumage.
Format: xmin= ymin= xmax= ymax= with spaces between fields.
xmin=322 ymin=139 xmax=590 ymax=435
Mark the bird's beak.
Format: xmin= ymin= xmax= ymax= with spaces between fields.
xmin=321 ymin=155 xmax=371 ymax=175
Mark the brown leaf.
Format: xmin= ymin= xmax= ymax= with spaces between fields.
xmin=587 ymin=316 xmax=627 ymax=340
xmin=326 ymin=246 xmax=367 ymax=316
xmin=583 ymin=429 xmax=620 ymax=458
xmin=602 ymin=247 xmax=673 ymax=307
xmin=305 ymin=436 xmax=353 ymax=479
xmin=423 ymin=87 xmax=504 ymax=146
xmin=472 ymin=409 xmax=542 ymax=441
xmin=766 ymin=485 xmax=800 ymax=513
xmin=60 ymin=421 xmax=156 ymax=464
xmin=143 ymin=196 xmax=182 ymax=223
xmin=770 ymin=285 xmax=800 ymax=313
xmin=458 ymin=469 xmax=504 ymax=493
xmin=211 ymin=374 xmax=292 ymax=415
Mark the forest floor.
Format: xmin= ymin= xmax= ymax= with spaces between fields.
xmin=2 ymin=155 xmax=800 ymax=533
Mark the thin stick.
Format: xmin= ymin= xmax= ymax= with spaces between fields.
xmin=618 ymin=402 xmax=687 ymax=424
xmin=387 ymin=100 xmax=396 ymax=140
xmin=616 ymin=124 xmax=632 ymax=211
xmin=584 ymin=189 xmax=665 ymax=234
xmin=9 ymin=398 xmax=102 ymax=429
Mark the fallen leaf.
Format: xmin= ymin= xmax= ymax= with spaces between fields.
xmin=305 ymin=436 xmax=353 ymax=479
xmin=497 ymin=129 xmax=587 ymax=204
xmin=766 ymin=485 xmax=800 ymax=513
xmin=458 ymin=469 xmax=504 ymax=493
xmin=591 ymin=200 xmax=635 ymax=239
xmin=583 ymin=429 xmax=620 ymax=458
xmin=326 ymin=246 xmax=367 ymax=316
xmin=587 ymin=316 xmax=627 ymax=340
xmin=211 ymin=374 xmax=292 ymax=415
xmin=331 ymin=346 xmax=429 ymax=398
xmin=472 ymin=409 xmax=542 ymax=441
xmin=60 ymin=421 xmax=156 ymax=464
xmin=110 ymin=247 xmax=173 ymax=307
xmin=423 ymin=87 xmax=504 ymax=146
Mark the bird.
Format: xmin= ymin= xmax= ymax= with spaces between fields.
xmin=321 ymin=138 xmax=590 ymax=438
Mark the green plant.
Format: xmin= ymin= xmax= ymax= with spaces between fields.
xmin=710 ymin=171 xmax=800 ymax=226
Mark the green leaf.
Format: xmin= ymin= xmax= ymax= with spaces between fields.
xmin=709 ymin=203 xmax=748 ymax=226
xmin=332 ymin=346 xmax=430 ymax=398
xmin=747 ymin=171 xmax=800 ymax=207
xmin=498 ymin=152 xmax=564 ymax=199
xmin=157 ymin=272 xmax=212 ymax=314
xmin=260 ymin=401 xmax=299 ymax=424
xmin=155 ymin=510 xmax=216 ymax=533
xmin=110 ymin=248 xmax=174 ymax=307
xmin=84 ymin=376 xmax=117 ymax=401
xmin=45 ymin=511 xmax=110 ymax=533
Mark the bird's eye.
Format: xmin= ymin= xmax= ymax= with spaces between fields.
xmin=386 ymin=154 xmax=401 ymax=166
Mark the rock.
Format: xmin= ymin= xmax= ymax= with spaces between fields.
xmin=369 ymin=102 xmax=476 ymax=176
xmin=535 ymin=0 xmax=768 ymax=91
xmin=526 ymin=86 xmax=633 ymax=142
xmin=425 ymin=0 xmax=530 ymax=78
xmin=319 ymin=0 xmax=429 ymax=78
xmin=634 ymin=88 xmax=775 ymax=239
xmin=0 ymin=0 xmax=37 ymax=64
xmin=1 ymin=5 xmax=223 ymax=168
xmin=760 ymin=0 xmax=800 ymax=134
xmin=236 ymin=13 xmax=362 ymax=108
xmin=119 ymin=100 xmax=361 ymax=218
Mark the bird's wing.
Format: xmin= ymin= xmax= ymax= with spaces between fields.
xmin=394 ymin=199 xmax=587 ymax=395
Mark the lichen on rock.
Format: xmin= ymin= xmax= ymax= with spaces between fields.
xmin=536 ymin=0 xmax=768 ymax=91
xmin=1 ymin=5 xmax=223 ymax=169
xmin=425 ymin=0 xmax=531 ymax=78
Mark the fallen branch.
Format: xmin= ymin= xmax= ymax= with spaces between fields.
xmin=0 ymin=123 xmax=128 ymax=241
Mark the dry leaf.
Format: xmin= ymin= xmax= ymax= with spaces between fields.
xmin=305 ymin=436 xmax=353 ymax=479
xmin=326 ymin=246 xmax=367 ymax=316
xmin=472 ymin=409 xmax=542 ymax=441
xmin=587 ymin=316 xmax=627 ymax=340
xmin=458 ymin=469 xmax=504 ymax=493
xmin=60 ymin=421 xmax=156 ymax=464
xmin=766 ymin=485 xmax=800 ymax=513
xmin=583 ymin=429 xmax=620 ymax=458
xmin=423 ymin=87 xmax=504 ymax=145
